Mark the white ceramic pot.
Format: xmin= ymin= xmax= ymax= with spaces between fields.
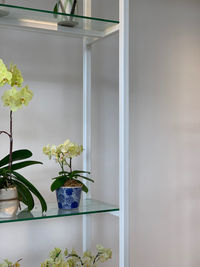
xmin=0 ymin=187 xmax=19 ymax=218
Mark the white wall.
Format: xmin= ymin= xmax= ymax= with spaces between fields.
xmin=0 ymin=0 xmax=119 ymax=266
xmin=132 ymin=0 xmax=200 ymax=266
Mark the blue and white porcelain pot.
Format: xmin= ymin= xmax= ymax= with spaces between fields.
xmin=56 ymin=186 xmax=82 ymax=210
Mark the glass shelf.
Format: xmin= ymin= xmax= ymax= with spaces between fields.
xmin=0 ymin=199 xmax=119 ymax=224
xmin=0 ymin=4 xmax=119 ymax=38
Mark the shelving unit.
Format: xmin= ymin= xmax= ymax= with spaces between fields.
xmin=0 ymin=1 xmax=129 ymax=266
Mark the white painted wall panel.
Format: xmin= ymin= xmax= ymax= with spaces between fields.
xmin=132 ymin=0 xmax=200 ymax=266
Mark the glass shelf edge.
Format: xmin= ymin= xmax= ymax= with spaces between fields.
xmin=0 ymin=3 xmax=119 ymax=39
xmin=0 ymin=199 xmax=119 ymax=224
xmin=0 ymin=4 xmax=119 ymax=24
xmin=0 ymin=22 xmax=105 ymax=39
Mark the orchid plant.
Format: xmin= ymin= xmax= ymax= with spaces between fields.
xmin=0 ymin=58 xmax=47 ymax=212
xmin=0 ymin=258 xmax=21 ymax=267
xmin=41 ymin=245 xmax=112 ymax=267
xmin=43 ymin=139 xmax=94 ymax=193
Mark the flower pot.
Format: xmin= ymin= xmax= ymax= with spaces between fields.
xmin=0 ymin=187 xmax=19 ymax=218
xmin=56 ymin=186 xmax=82 ymax=210
xmin=57 ymin=0 xmax=78 ymax=27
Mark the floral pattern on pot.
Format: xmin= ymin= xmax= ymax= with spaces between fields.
xmin=56 ymin=186 xmax=82 ymax=209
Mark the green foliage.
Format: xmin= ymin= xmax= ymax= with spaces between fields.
xmin=0 ymin=149 xmax=32 ymax=168
xmin=50 ymin=170 xmax=94 ymax=193
xmin=0 ymin=149 xmax=47 ymax=212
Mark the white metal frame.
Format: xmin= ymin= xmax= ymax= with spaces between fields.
xmin=83 ymin=0 xmax=92 ymax=252
xmin=119 ymin=0 xmax=129 ymax=265
xmin=82 ymin=0 xmax=129 ymax=266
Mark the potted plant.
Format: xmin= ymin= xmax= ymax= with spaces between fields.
xmin=43 ymin=139 xmax=94 ymax=209
xmin=0 ymin=259 xmax=22 ymax=267
xmin=41 ymin=245 xmax=112 ymax=267
xmin=0 ymin=58 xmax=47 ymax=218
xmin=53 ymin=0 xmax=78 ymax=27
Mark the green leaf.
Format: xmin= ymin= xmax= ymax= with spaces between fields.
xmin=68 ymin=172 xmax=76 ymax=179
xmin=72 ymin=180 xmax=88 ymax=193
xmin=0 ymin=149 xmax=32 ymax=168
xmin=1 ymin=160 xmax=43 ymax=171
xmin=12 ymin=171 xmax=47 ymax=212
xmin=14 ymin=180 xmax=35 ymax=211
xmin=72 ymin=170 xmax=91 ymax=175
xmin=53 ymin=3 xmax=58 ymax=13
xmin=51 ymin=177 xmax=67 ymax=192
xmin=76 ymin=175 xmax=94 ymax=183
xmin=52 ymin=175 xmax=68 ymax=180
xmin=53 ymin=3 xmax=58 ymax=18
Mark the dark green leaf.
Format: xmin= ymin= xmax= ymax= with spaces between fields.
xmin=72 ymin=180 xmax=88 ymax=193
xmin=53 ymin=3 xmax=58 ymax=13
xmin=68 ymin=172 xmax=76 ymax=179
xmin=76 ymin=175 xmax=94 ymax=183
xmin=53 ymin=3 xmax=58 ymax=18
xmin=14 ymin=180 xmax=34 ymax=211
xmin=12 ymin=171 xmax=47 ymax=212
xmin=1 ymin=160 xmax=43 ymax=171
xmin=0 ymin=149 xmax=32 ymax=168
xmin=72 ymin=170 xmax=91 ymax=175
xmin=52 ymin=175 xmax=68 ymax=180
xmin=51 ymin=177 xmax=67 ymax=192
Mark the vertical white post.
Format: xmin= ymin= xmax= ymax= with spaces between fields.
xmin=83 ymin=0 xmax=92 ymax=252
xmin=119 ymin=0 xmax=129 ymax=266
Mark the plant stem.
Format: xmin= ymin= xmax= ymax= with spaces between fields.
xmin=70 ymin=0 xmax=77 ymax=21
xmin=9 ymin=111 xmax=13 ymax=173
xmin=0 ymin=130 xmax=11 ymax=138
xmin=58 ymin=0 xmax=66 ymax=13
xmin=61 ymin=163 xmax=65 ymax=173
xmin=93 ymin=252 xmax=101 ymax=264
xmin=69 ymin=157 xmax=72 ymax=172
xmin=0 ymin=130 xmax=12 ymax=187
xmin=70 ymin=0 xmax=77 ymax=15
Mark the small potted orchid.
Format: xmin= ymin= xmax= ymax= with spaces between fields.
xmin=0 ymin=58 xmax=47 ymax=218
xmin=41 ymin=245 xmax=112 ymax=267
xmin=43 ymin=139 xmax=94 ymax=209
